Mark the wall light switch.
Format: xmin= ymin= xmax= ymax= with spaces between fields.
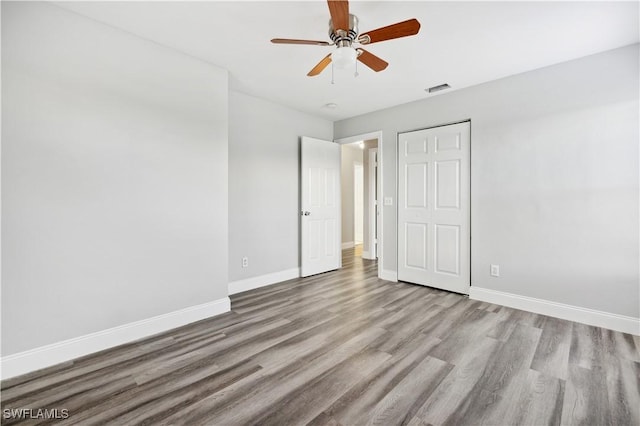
xmin=242 ymin=257 xmax=249 ymax=268
xmin=384 ymin=197 xmax=393 ymax=206
xmin=490 ymin=264 xmax=500 ymax=277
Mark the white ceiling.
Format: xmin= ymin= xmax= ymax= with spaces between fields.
xmin=55 ymin=1 xmax=639 ymax=121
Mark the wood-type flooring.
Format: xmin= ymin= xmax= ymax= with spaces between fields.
xmin=2 ymin=248 xmax=639 ymax=425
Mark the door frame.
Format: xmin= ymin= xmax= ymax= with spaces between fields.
xmin=396 ymin=119 xmax=472 ymax=292
xmin=335 ymin=131 xmax=383 ymax=279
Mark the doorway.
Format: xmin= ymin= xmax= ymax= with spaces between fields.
xmin=340 ymin=141 xmax=364 ymax=257
xmin=335 ymin=131 xmax=383 ymax=278
xmin=339 ymin=139 xmax=379 ymax=263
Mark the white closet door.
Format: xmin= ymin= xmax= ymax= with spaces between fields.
xmin=398 ymin=122 xmax=470 ymax=294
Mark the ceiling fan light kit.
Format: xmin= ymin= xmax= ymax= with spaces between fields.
xmin=271 ymin=0 xmax=420 ymax=78
xmin=332 ymin=46 xmax=357 ymax=69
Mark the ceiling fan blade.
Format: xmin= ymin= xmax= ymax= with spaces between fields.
xmin=357 ymin=49 xmax=388 ymax=72
xmin=359 ymin=18 xmax=421 ymax=44
xmin=271 ymin=38 xmax=330 ymax=46
xmin=307 ymin=54 xmax=332 ymax=77
xmin=327 ymin=0 xmax=350 ymax=32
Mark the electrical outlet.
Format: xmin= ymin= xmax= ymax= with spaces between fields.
xmin=490 ymin=264 xmax=500 ymax=277
xmin=242 ymin=257 xmax=249 ymax=268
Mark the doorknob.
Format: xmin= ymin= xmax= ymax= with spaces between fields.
xmin=301 ymin=211 xmax=311 ymax=216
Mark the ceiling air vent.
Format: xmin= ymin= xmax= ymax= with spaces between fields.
xmin=426 ymin=83 xmax=450 ymax=93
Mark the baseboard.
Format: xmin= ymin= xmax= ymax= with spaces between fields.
xmin=1 ymin=297 xmax=231 ymax=380
xmin=341 ymin=242 xmax=355 ymax=250
xmin=469 ymin=287 xmax=639 ymax=336
xmin=362 ymin=251 xmax=373 ymax=260
xmin=228 ymin=268 xmax=300 ymax=295
xmin=379 ymin=269 xmax=398 ymax=282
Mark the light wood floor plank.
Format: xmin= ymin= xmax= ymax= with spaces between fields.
xmin=316 ymin=333 xmax=443 ymax=425
xmin=530 ymin=316 xmax=573 ymax=380
xmin=561 ymin=364 xmax=611 ymax=425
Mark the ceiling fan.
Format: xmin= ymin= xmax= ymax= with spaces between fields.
xmin=271 ymin=0 xmax=421 ymax=77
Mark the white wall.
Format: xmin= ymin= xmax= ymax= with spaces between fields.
xmin=335 ymin=45 xmax=639 ymax=319
xmin=1 ymin=2 xmax=229 ymax=356
xmin=228 ymin=91 xmax=332 ymax=283
xmin=341 ymin=144 xmax=364 ymax=246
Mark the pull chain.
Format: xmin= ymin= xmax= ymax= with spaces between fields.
xmin=354 ymin=59 xmax=359 ymax=77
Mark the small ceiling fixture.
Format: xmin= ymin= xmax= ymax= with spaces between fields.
xmin=426 ymin=83 xmax=451 ymax=93
xmin=324 ymin=102 xmax=338 ymax=109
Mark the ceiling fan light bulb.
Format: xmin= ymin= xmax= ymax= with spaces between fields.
xmin=332 ymin=46 xmax=357 ymax=69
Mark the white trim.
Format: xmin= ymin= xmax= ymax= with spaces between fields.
xmin=335 ymin=131 xmax=381 ymax=146
xmin=1 ymin=297 xmax=231 ymax=380
xmin=376 ymin=134 xmax=384 ymax=282
xmin=341 ymin=241 xmax=355 ymax=250
xmin=470 ymin=287 xmax=640 ymax=336
xmin=362 ymin=250 xmax=374 ymax=260
xmin=379 ymin=269 xmax=398 ymax=282
xmin=228 ymin=268 xmax=300 ymax=295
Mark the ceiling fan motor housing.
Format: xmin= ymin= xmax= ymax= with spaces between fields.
xmin=329 ymin=14 xmax=358 ymax=48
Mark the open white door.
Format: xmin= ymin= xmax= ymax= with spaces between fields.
xmin=398 ymin=122 xmax=470 ymax=294
xmin=301 ymin=136 xmax=341 ymax=277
